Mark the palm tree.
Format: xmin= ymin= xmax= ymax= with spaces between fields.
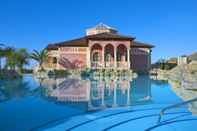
xmin=4 ymin=47 xmax=17 ymax=70
xmin=30 ymin=49 xmax=48 ymax=71
xmin=3 ymin=47 xmax=29 ymax=72
xmin=15 ymin=48 xmax=29 ymax=74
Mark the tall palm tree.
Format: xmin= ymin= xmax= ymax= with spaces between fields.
xmin=15 ymin=48 xmax=29 ymax=73
xmin=30 ymin=49 xmax=48 ymax=71
xmin=4 ymin=47 xmax=17 ymax=70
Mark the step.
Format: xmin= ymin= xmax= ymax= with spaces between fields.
xmin=42 ymin=104 xmax=194 ymax=131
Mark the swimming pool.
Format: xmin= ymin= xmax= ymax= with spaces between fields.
xmin=0 ymin=75 xmax=196 ymax=131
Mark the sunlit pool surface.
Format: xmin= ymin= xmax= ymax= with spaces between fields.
xmin=0 ymin=75 xmax=197 ymax=131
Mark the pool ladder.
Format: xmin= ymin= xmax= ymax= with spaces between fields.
xmin=158 ymin=97 xmax=197 ymax=123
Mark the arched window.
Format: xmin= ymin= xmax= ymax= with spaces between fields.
xmin=105 ymin=53 xmax=111 ymax=61
xmin=104 ymin=44 xmax=114 ymax=62
xmin=117 ymin=52 xmax=121 ymax=61
xmin=91 ymin=44 xmax=102 ymax=63
xmin=117 ymin=44 xmax=127 ymax=61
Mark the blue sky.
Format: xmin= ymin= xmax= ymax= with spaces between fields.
xmin=0 ymin=0 xmax=197 ymax=63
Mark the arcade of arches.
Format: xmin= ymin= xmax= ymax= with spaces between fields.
xmin=90 ymin=43 xmax=130 ymax=69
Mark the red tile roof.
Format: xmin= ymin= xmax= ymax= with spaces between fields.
xmin=46 ymin=33 xmax=154 ymax=50
xmin=132 ymin=41 xmax=154 ymax=48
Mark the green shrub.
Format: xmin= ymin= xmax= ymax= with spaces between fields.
xmin=48 ymin=70 xmax=71 ymax=78
xmin=47 ymin=70 xmax=55 ymax=76
xmin=190 ymin=71 xmax=196 ymax=74
xmin=160 ymin=63 xmax=177 ymax=70
xmin=81 ymin=68 xmax=91 ymax=77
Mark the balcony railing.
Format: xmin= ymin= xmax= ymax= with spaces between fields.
xmin=91 ymin=62 xmax=103 ymax=69
xmin=117 ymin=61 xmax=128 ymax=69
xmin=91 ymin=61 xmax=129 ymax=69
xmin=105 ymin=61 xmax=114 ymax=68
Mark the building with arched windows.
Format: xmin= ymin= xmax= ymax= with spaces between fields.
xmin=44 ymin=23 xmax=154 ymax=71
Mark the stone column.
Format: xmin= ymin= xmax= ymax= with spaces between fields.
xmin=56 ymin=57 xmax=59 ymax=70
xmin=114 ymin=47 xmax=117 ymax=68
xmin=127 ymin=47 xmax=130 ymax=69
xmin=102 ymin=46 xmax=105 ymax=68
xmin=56 ymin=48 xmax=61 ymax=70
xmin=145 ymin=49 xmax=151 ymax=70
xmin=87 ymin=48 xmax=91 ymax=68
xmin=147 ymin=49 xmax=151 ymax=70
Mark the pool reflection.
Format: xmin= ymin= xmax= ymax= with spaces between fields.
xmin=40 ymin=76 xmax=152 ymax=111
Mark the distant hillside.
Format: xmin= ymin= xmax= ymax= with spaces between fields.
xmin=189 ymin=52 xmax=197 ymax=61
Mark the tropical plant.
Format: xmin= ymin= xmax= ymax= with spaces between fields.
xmin=4 ymin=47 xmax=17 ymax=70
xmin=0 ymin=44 xmax=30 ymax=79
xmin=2 ymin=47 xmax=29 ymax=72
xmin=15 ymin=48 xmax=29 ymax=73
xmin=80 ymin=68 xmax=91 ymax=77
xmin=30 ymin=49 xmax=48 ymax=71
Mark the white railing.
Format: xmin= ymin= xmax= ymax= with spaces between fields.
xmin=91 ymin=61 xmax=129 ymax=69
xmin=117 ymin=62 xmax=128 ymax=69
xmin=91 ymin=62 xmax=103 ymax=69
xmin=105 ymin=61 xmax=114 ymax=68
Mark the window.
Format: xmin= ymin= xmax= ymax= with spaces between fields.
xmin=93 ymin=52 xmax=100 ymax=62
xmin=117 ymin=52 xmax=121 ymax=61
xmin=105 ymin=52 xmax=111 ymax=62
xmin=117 ymin=52 xmax=127 ymax=61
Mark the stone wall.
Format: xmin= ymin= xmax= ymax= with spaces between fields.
xmin=45 ymin=41 xmax=152 ymax=71
xmin=58 ymin=47 xmax=88 ymax=69
xmin=131 ymin=48 xmax=151 ymax=72
xmin=45 ymin=47 xmax=88 ymax=70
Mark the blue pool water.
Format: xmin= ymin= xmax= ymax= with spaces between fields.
xmin=0 ymin=75 xmax=196 ymax=131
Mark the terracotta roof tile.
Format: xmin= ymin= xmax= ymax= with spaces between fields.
xmin=132 ymin=41 xmax=154 ymax=48
xmin=86 ymin=32 xmax=134 ymax=40
xmin=46 ymin=33 xmax=154 ymax=49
